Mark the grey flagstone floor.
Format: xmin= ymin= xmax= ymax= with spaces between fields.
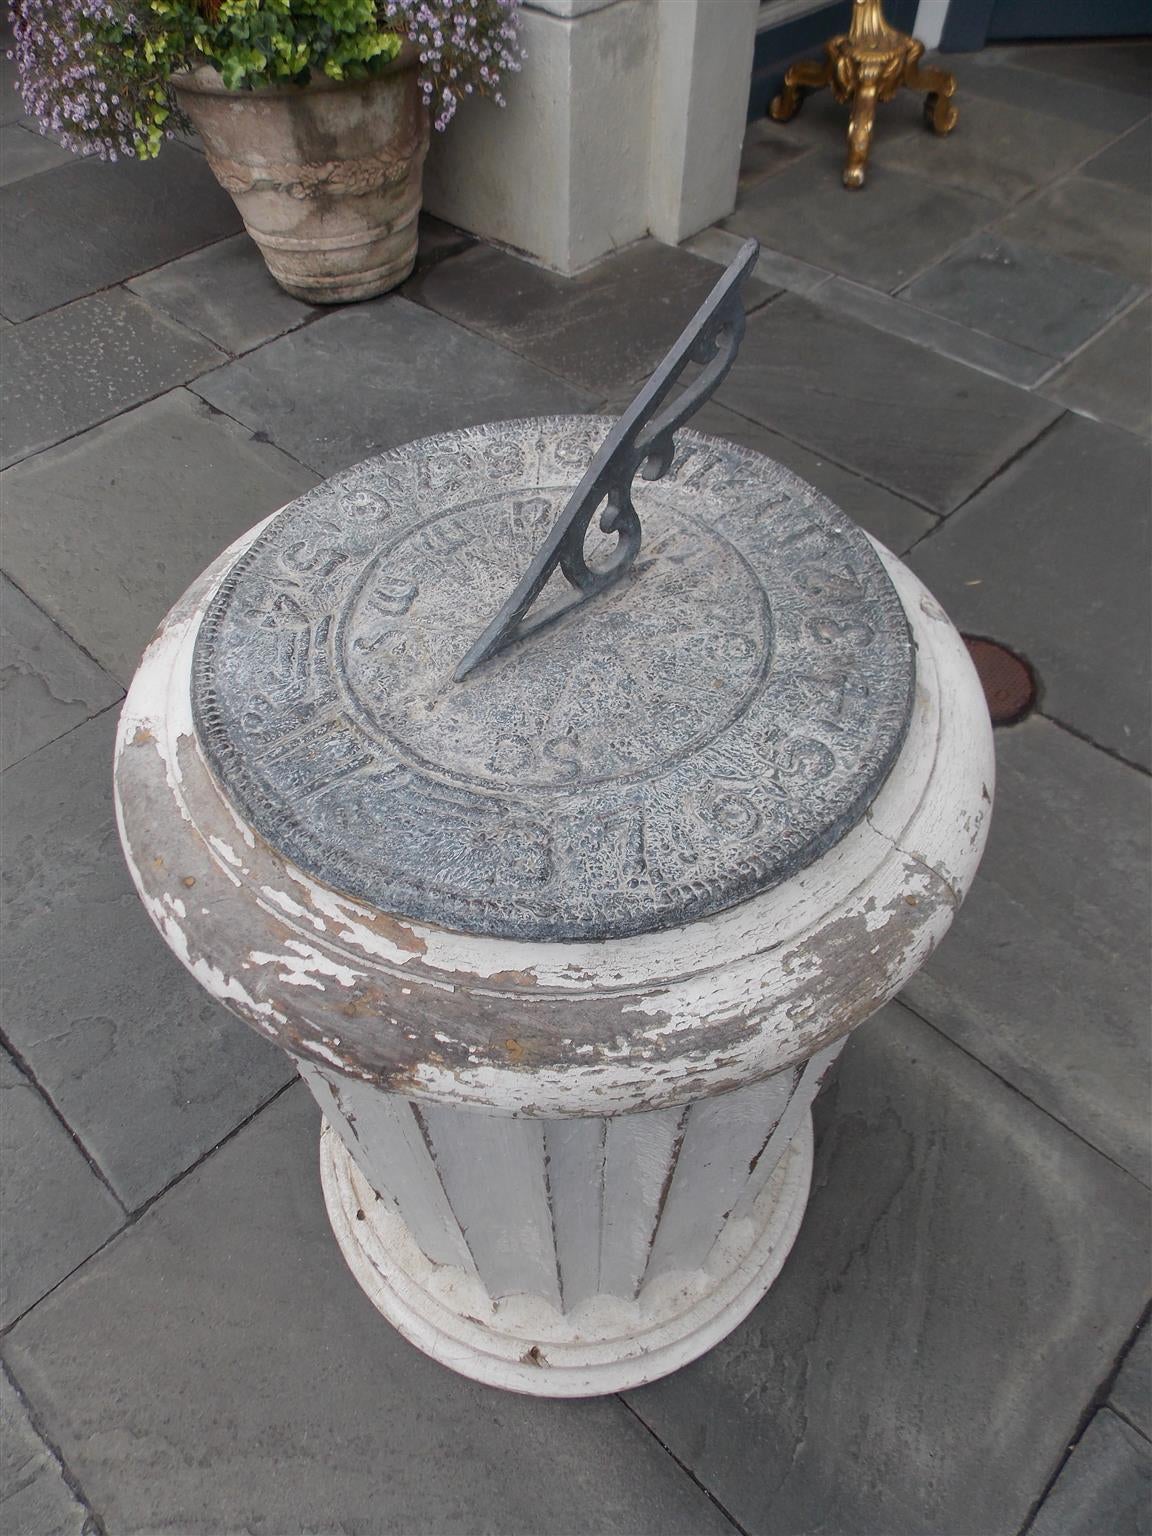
xmin=1 ymin=32 xmax=1149 ymax=1536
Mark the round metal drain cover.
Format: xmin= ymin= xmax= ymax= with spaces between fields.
xmin=962 ymin=636 xmax=1036 ymax=725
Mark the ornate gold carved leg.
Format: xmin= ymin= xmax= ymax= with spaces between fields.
xmin=770 ymin=55 xmax=833 ymax=123
xmin=903 ymin=43 xmax=958 ymax=135
xmin=843 ymin=79 xmax=879 ymax=188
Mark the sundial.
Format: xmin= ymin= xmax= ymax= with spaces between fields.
xmin=192 ymin=242 xmax=915 ymax=941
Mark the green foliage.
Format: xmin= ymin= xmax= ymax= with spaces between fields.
xmin=152 ymin=1 xmax=402 ymax=93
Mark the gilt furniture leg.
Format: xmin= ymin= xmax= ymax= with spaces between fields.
xmin=844 ymin=79 xmax=879 ymax=187
xmin=770 ymin=54 xmax=833 ymax=122
xmin=904 ymin=45 xmax=958 ymax=134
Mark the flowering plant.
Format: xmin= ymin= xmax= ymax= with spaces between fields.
xmin=10 ymin=0 xmax=522 ymax=159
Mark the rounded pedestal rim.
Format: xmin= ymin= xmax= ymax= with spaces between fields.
xmin=114 ymin=490 xmax=994 ymax=1116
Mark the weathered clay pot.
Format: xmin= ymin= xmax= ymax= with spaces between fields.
xmin=173 ymin=50 xmax=429 ymax=304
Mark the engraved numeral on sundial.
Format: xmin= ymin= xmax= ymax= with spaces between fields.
xmin=774 ymin=520 xmax=843 ymax=555
xmin=761 ymin=734 xmax=836 ymax=799
xmin=793 ymin=564 xmax=865 ymax=604
xmin=796 ymin=670 xmax=870 ymax=728
xmin=809 ymin=616 xmax=875 ymax=646
xmin=588 ymin=808 xmax=648 ymax=886
xmin=419 ymin=517 xmax=469 ymax=555
xmin=258 ymin=715 xmax=379 ymax=799
xmin=352 ymin=579 xmax=418 ymax=653
xmin=281 ymin=540 xmax=348 ymax=580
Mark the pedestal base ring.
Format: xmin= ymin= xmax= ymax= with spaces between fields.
xmin=319 ymin=1112 xmax=814 ymax=1397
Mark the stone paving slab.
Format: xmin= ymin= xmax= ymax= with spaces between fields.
xmin=403 ymin=238 xmax=734 ymax=395
xmin=1080 ymin=119 xmax=1152 ymax=194
xmin=1042 ymin=296 xmax=1152 ymax=438
xmin=1 ymin=711 xmax=297 ymax=1211
xmin=1029 ymin=1409 xmax=1151 ymax=1536
xmin=126 ymin=233 xmax=314 ymax=356
xmin=194 ymin=296 xmax=595 ymax=476
xmin=909 ymin=413 xmax=1151 ymax=768
xmin=814 ymin=275 xmax=1052 ymax=387
xmin=0 ymin=575 xmax=121 ymax=772
xmin=623 ymin=1003 xmax=1151 ymax=1536
xmin=1 ymin=289 xmax=224 ymax=470
xmin=0 ymin=145 xmax=241 ymax=321
xmin=0 ymin=122 xmax=73 ymax=186
xmin=3 ymin=1086 xmax=738 ymax=1536
xmin=902 ymin=716 xmax=1151 ymax=1184
xmin=0 ymin=388 xmax=317 ymax=684
xmin=995 ymin=174 xmax=1152 ymax=287
xmin=712 ymin=292 xmax=1060 ymax=514
xmin=0 ymin=1048 xmax=122 ymax=1331
xmin=1112 ymin=1326 xmax=1152 ymax=1441
xmin=0 ymin=1363 xmax=95 ymax=1536
xmin=953 ymin=53 xmax=1152 ymax=135
xmin=900 ymin=232 xmax=1142 ymax=359
xmin=725 ymin=157 xmax=999 ymax=293
xmin=880 ymin=93 xmax=1117 ymax=206
xmin=683 ymin=225 xmax=830 ymax=299
xmin=1006 ymin=41 xmax=1152 ymax=98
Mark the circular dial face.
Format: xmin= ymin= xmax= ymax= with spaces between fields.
xmin=193 ymin=419 xmax=914 ymax=941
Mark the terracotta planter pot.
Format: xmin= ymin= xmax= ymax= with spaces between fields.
xmin=173 ymin=51 xmax=430 ymax=304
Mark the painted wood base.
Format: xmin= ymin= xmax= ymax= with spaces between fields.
xmin=319 ymin=1112 xmax=814 ymax=1397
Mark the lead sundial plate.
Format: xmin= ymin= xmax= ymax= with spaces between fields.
xmin=192 ymin=418 xmax=915 ymax=942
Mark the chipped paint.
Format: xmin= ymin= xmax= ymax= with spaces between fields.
xmin=114 ymin=522 xmax=994 ymax=1119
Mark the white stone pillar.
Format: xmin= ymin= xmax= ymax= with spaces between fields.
xmin=424 ymin=0 xmax=759 ymax=273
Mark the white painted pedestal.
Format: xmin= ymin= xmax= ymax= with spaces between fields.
xmin=114 ymin=472 xmax=993 ymax=1398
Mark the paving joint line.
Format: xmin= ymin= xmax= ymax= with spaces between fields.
xmin=901 ymin=408 xmax=1068 ymax=557
xmin=1016 ymin=1298 xmax=1152 ymax=1535
xmin=0 ymin=1025 xmax=127 ymax=1218
xmin=896 ymin=997 xmax=1151 ymax=1191
xmin=0 ymin=692 xmax=125 ymax=776
xmin=615 ymin=1392 xmax=752 ymax=1536
xmin=0 ymin=1357 xmax=108 ymax=1536
xmin=1038 ymin=711 xmax=1151 ymax=779
xmin=0 ymin=1076 xmax=300 ymax=1340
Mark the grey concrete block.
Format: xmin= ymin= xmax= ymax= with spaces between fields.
xmin=623 ymin=1004 xmax=1151 ymax=1536
xmin=901 ymin=234 xmax=1142 ymax=360
xmin=954 ymin=54 xmax=1152 ymax=134
xmin=126 ymin=233 xmax=313 ymax=355
xmin=712 ymin=293 xmax=1060 ymax=514
xmin=1112 ymin=1327 xmax=1152 ymax=1443
xmin=0 ymin=122 xmax=73 ymax=186
xmin=908 ymin=414 xmax=1151 ymax=767
xmin=0 ymin=1363 xmax=95 ymax=1536
xmin=879 ymin=95 xmax=1117 ymax=205
xmin=902 ymin=718 xmax=1151 ymax=1183
xmin=0 ymin=575 xmax=121 ymax=771
xmin=816 ymin=275 xmax=1052 ymax=387
xmin=194 ymin=296 xmax=596 ymax=476
xmin=1005 ymin=41 xmax=1152 ymax=98
xmin=1029 ymin=1410 xmax=1151 ymax=1536
xmin=0 ymin=389 xmax=317 ymax=684
xmin=1 ymin=290 xmax=223 ymax=470
xmin=0 ymin=145 xmax=241 ymax=320
xmin=0 ymin=1048 xmax=122 ymax=1330
xmin=995 ymin=176 xmax=1152 ymax=286
xmin=725 ymin=158 xmax=999 ymax=293
xmin=684 ymin=225 xmax=831 ymax=298
xmin=1 ymin=712 xmax=297 ymax=1210
xmin=403 ymin=238 xmax=734 ymax=395
xmin=3 ymin=1087 xmax=736 ymax=1536
xmin=1042 ymin=297 xmax=1151 ymax=438
xmin=1079 ymin=120 xmax=1152 ymax=194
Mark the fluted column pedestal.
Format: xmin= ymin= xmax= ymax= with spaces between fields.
xmin=301 ymin=1046 xmax=837 ymax=1395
